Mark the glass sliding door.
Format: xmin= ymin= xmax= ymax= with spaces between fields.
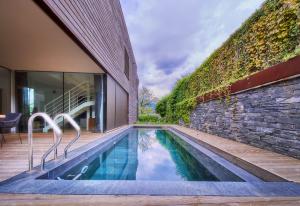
xmin=63 ymin=73 xmax=95 ymax=131
xmin=15 ymin=71 xmax=104 ymax=132
xmin=16 ymin=72 xmax=63 ymax=132
xmin=0 ymin=67 xmax=11 ymax=114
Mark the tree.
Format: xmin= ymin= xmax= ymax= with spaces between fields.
xmin=155 ymin=96 xmax=168 ymax=117
xmin=138 ymin=87 xmax=155 ymax=114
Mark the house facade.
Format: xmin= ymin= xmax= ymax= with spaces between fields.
xmin=0 ymin=0 xmax=138 ymax=132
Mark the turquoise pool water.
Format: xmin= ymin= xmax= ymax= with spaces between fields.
xmin=60 ymin=129 xmax=242 ymax=181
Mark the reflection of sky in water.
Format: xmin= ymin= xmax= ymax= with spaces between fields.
xmin=136 ymin=130 xmax=184 ymax=180
xmin=62 ymin=129 xmax=231 ymax=181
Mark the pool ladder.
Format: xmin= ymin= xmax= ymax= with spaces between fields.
xmin=52 ymin=113 xmax=81 ymax=160
xmin=28 ymin=113 xmax=81 ymax=171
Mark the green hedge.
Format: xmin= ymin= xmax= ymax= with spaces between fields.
xmin=138 ymin=114 xmax=163 ymax=123
xmin=157 ymin=0 xmax=300 ymax=124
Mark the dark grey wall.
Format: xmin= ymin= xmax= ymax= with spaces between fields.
xmin=106 ymin=75 xmax=116 ymax=130
xmin=115 ymin=82 xmax=128 ymax=127
xmin=189 ymin=77 xmax=300 ymax=159
xmin=106 ymin=75 xmax=128 ymax=130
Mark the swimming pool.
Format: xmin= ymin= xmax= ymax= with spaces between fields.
xmin=1 ymin=126 xmax=300 ymax=196
xmin=50 ymin=129 xmax=242 ymax=181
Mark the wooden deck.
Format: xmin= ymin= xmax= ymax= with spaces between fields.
xmin=0 ymin=131 xmax=104 ymax=182
xmin=0 ymin=194 xmax=299 ymax=206
xmin=0 ymin=125 xmax=299 ymax=205
xmin=170 ymin=125 xmax=300 ymax=183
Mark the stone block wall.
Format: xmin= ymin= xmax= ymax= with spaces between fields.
xmin=190 ymin=77 xmax=300 ymax=159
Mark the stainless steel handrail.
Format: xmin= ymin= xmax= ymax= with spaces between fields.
xmin=28 ymin=113 xmax=62 ymax=171
xmin=52 ymin=113 xmax=81 ymax=159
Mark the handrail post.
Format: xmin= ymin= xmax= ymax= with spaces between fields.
xmin=68 ymin=91 xmax=71 ymax=113
xmin=53 ymin=130 xmax=58 ymax=160
xmin=28 ymin=118 xmax=33 ymax=171
xmin=64 ymin=130 xmax=80 ymax=159
xmin=52 ymin=114 xmax=81 ymax=159
xmin=87 ymin=82 xmax=90 ymax=101
xmin=28 ymin=113 xmax=62 ymax=171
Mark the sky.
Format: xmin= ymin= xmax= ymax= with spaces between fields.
xmin=120 ymin=0 xmax=265 ymax=98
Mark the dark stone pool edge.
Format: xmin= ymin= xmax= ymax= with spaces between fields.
xmin=0 ymin=125 xmax=299 ymax=197
xmin=0 ymin=180 xmax=300 ymax=196
xmin=168 ymin=126 xmax=287 ymax=182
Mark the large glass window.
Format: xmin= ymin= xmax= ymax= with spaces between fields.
xmin=16 ymin=72 xmax=63 ymax=132
xmin=63 ymin=73 xmax=95 ymax=131
xmin=16 ymin=72 xmax=97 ymax=132
xmin=0 ymin=67 xmax=11 ymax=114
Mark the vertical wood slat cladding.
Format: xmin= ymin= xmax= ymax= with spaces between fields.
xmin=42 ymin=0 xmax=138 ymax=123
xmin=115 ymin=83 xmax=128 ymax=127
xmin=106 ymin=75 xmax=129 ymax=130
xmin=106 ymin=75 xmax=116 ymax=130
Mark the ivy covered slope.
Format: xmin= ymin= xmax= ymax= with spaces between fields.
xmin=156 ymin=0 xmax=300 ymax=124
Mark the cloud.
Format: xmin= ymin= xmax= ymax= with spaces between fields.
xmin=121 ymin=0 xmax=264 ymax=97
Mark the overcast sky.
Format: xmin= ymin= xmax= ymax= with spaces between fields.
xmin=120 ymin=0 xmax=265 ymax=98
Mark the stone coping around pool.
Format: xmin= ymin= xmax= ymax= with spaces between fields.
xmin=0 ymin=125 xmax=300 ymax=196
xmin=167 ymin=126 xmax=287 ymax=182
xmin=167 ymin=128 xmax=261 ymax=182
xmin=1 ymin=180 xmax=300 ymax=196
xmin=40 ymin=126 xmax=260 ymax=183
xmin=168 ymin=124 xmax=300 ymax=183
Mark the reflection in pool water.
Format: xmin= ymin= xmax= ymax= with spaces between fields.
xmin=60 ymin=129 xmax=242 ymax=181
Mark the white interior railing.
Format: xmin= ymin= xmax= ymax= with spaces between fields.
xmin=43 ymin=81 xmax=94 ymax=132
xmin=44 ymin=81 xmax=94 ymax=118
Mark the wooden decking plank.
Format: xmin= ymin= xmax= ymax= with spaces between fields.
xmin=170 ymin=125 xmax=300 ymax=183
xmin=0 ymin=131 xmax=103 ymax=182
xmin=0 ymin=194 xmax=299 ymax=206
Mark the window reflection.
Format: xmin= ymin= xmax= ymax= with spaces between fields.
xmin=0 ymin=68 xmax=11 ymax=114
xmin=15 ymin=71 xmax=96 ymax=132
xmin=16 ymin=72 xmax=63 ymax=132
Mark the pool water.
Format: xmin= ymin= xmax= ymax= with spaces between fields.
xmin=59 ymin=129 xmax=242 ymax=181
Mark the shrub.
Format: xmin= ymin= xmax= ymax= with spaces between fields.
xmin=155 ymin=96 xmax=168 ymax=117
xmin=138 ymin=114 xmax=162 ymax=123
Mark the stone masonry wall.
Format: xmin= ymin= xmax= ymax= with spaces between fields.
xmin=190 ymin=77 xmax=300 ymax=159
